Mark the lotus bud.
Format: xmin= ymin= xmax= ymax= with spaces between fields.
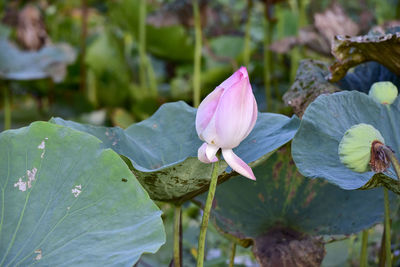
xmin=195 ymin=66 xmax=258 ymax=180
xmin=338 ymin=123 xmax=385 ymax=173
xmin=369 ymin=81 xmax=398 ymax=105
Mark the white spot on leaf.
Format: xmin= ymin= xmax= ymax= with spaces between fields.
xmin=72 ymin=185 xmax=82 ymax=197
xmin=37 ymin=139 xmax=47 ymax=158
xmin=34 ymin=249 xmax=42 ymax=260
xmin=14 ymin=178 xmax=27 ymax=192
xmin=37 ymin=141 xmax=45 ymax=150
xmin=14 ymin=167 xmax=38 ymax=192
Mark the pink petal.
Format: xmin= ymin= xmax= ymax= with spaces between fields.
xmin=195 ymin=86 xmax=224 ymax=139
xmin=198 ymin=143 xmax=218 ymax=163
xmin=219 ymin=66 xmax=247 ymax=90
xmin=222 ymin=149 xmax=256 ymax=180
xmin=215 ymin=74 xmax=256 ymax=148
xmin=243 ymin=96 xmax=258 ymax=138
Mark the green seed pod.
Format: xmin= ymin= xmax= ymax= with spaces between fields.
xmin=338 ymin=123 xmax=385 ymax=173
xmin=369 ymin=81 xmax=398 ymax=105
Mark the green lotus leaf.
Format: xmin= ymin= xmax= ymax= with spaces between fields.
xmin=0 ymin=122 xmax=165 ymax=266
xmin=292 ymin=91 xmax=400 ymax=192
xmin=196 ymin=147 xmax=393 ymax=265
xmin=51 ymin=101 xmax=300 ymax=203
xmin=0 ymin=39 xmax=76 ymax=82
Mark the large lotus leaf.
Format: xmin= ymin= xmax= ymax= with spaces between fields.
xmin=283 ymin=59 xmax=400 ymax=117
xmin=0 ymin=39 xmax=76 ymax=82
xmin=0 ymin=122 xmax=165 ymax=266
xmin=51 ymin=101 xmax=300 ymax=203
xmin=196 ymin=147 xmax=392 ymax=265
xmin=329 ymin=31 xmax=400 ymax=82
xmin=292 ymin=91 xmax=400 ymax=191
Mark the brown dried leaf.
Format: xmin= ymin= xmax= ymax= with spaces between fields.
xmin=17 ymin=5 xmax=49 ymax=51
xmin=328 ymin=31 xmax=400 ymax=82
xmin=270 ymin=4 xmax=358 ymax=56
xmin=314 ymin=4 xmax=359 ymax=44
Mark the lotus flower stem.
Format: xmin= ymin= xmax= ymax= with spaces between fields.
xmin=383 ymin=187 xmax=392 ymax=267
xmin=243 ymin=0 xmax=252 ymax=67
xmin=360 ymin=230 xmax=369 ymax=267
xmin=228 ymin=242 xmax=236 ymax=267
xmin=173 ymin=205 xmax=182 ymax=267
xmin=4 ymin=86 xmax=11 ymax=130
xmin=196 ymin=159 xmax=220 ymax=267
xmin=193 ymin=0 xmax=202 ymax=108
xmin=263 ymin=4 xmax=273 ymax=111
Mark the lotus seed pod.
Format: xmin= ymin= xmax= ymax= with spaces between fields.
xmin=338 ymin=123 xmax=385 ymax=173
xmin=369 ymin=81 xmax=398 ymax=105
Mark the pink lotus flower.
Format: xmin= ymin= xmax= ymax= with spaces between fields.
xmin=195 ymin=66 xmax=258 ymax=180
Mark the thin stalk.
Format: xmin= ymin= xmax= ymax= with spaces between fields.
xmin=146 ymin=56 xmax=158 ymax=97
xmin=196 ymin=159 xmax=220 ymax=267
xmin=80 ymin=0 xmax=88 ymax=93
xmin=263 ymin=4 xmax=273 ymax=111
xmin=383 ymin=187 xmax=391 ymax=267
xmin=193 ymin=0 xmax=202 ymax=108
xmin=173 ymin=205 xmax=182 ymax=267
xmin=138 ymin=0 xmax=147 ymax=91
xmin=3 ymin=86 xmax=11 ymax=130
xmin=228 ymin=242 xmax=236 ymax=267
xmin=360 ymin=230 xmax=368 ymax=267
xmin=289 ymin=0 xmax=308 ymax=83
xmin=397 ymin=0 xmax=400 ymax=19
xmin=379 ymin=226 xmax=386 ymax=267
xmin=243 ymin=0 xmax=252 ymax=66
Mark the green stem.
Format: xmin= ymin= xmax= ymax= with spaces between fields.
xmin=80 ymin=0 xmax=88 ymax=93
xmin=193 ymin=0 xmax=202 ymax=108
xmin=138 ymin=0 xmax=147 ymax=91
xmin=360 ymin=230 xmax=368 ymax=267
xmin=4 ymin=86 xmax=11 ymax=130
xmin=173 ymin=205 xmax=182 ymax=267
xmin=383 ymin=187 xmax=391 ymax=267
xmin=397 ymin=0 xmax=400 ymax=19
xmin=145 ymin=56 xmax=158 ymax=97
xmin=243 ymin=0 xmax=252 ymax=67
xmin=228 ymin=242 xmax=236 ymax=267
xmin=196 ymin=159 xmax=220 ymax=267
xmin=263 ymin=4 xmax=273 ymax=111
